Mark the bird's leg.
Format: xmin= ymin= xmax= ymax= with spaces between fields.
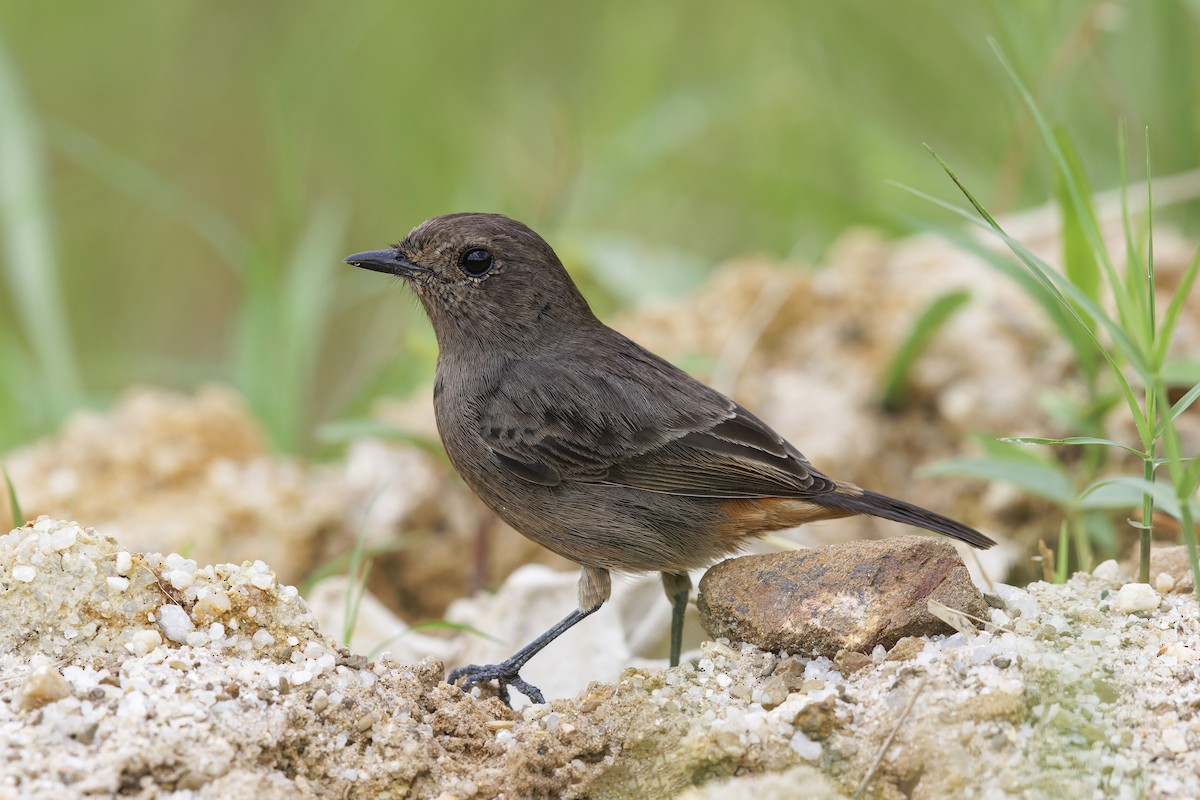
xmin=449 ymin=566 xmax=611 ymax=706
xmin=661 ymin=571 xmax=692 ymax=667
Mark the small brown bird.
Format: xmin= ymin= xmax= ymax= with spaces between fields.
xmin=346 ymin=213 xmax=995 ymax=705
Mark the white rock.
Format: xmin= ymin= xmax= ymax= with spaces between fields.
xmin=1154 ymin=572 xmax=1176 ymax=594
xmin=166 ymin=569 xmax=194 ymax=590
xmin=106 ymin=576 xmax=131 ymax=593
xmin=1092 ymin=560 xmax=1120 ymax=581
xmin=789 ymin=731 xmax=822 ymax=760
xmin=128 ymin=629 xmax=163 ymax=656
xmin=1162 ymin=727 xmax=1188 ymax=753
xmin=158 ymin=604 xmax=195 ymax=643
xmin=12 ymin=565 xmax=36 ymax=582
xmin=49 ymin=525 xmax=79 ymax=551
xmin=1113 ymin=583 xmax=1160 ymax=614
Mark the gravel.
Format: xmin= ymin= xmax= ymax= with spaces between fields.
xmin=2 ymin=517 xmax=1198 ymax=798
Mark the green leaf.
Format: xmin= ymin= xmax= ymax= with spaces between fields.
xmin=1053 ymin=127 xmax=1102 ymax=315
xmin=1082 ymin=477 xmax=1199 ymax=521
xmin=0 ymin=38 xmax=82 ymax=422
xmin=921 ymin=456 xmax=1076 ymax=507
xmin=3 ymin=469 xmax=23 ymax=529
xmin=881 ymin=289 xmax=971 ymax=411
xmin=998 ymin=436 xmax=1147 ymax=459
xmin=927 ymin=148 xmax=1150 ymax=445
xmin=1157 ymin=381 xmax=1200 ymax=437
xmin=1153 ymin=248 xmax=1200 ymax=369
xmin=1054 ymin=521 xmax=1070 ymax=584
xmin=1163 ymin=358 xmax=1200 ymax=388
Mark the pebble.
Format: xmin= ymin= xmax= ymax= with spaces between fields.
xmin=1155 ymin=573 xmax=1176 ymax=594
xmin=1092 ymin=560 xmax=1120 ymax=581
xmin=1113 ymin=583 xmax=1160 ymax=614
xmin=18 ymin=665 xmax=72 ymax=710
xmin=158 ymin=604 xmax=196 ymax=643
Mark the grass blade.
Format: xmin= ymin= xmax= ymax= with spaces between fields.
xmin=881 ymin=289 xmax=971 ymax=411
xmin=999 ymin=436 xmax=1147 ymax=458
xmin=0 ymin=34 xmax=82 ymax=417
xmin=1082 ymin=476 xmax=1197 ymax=521
xmin=930 ymin=148 xmax=1150 ymax=442
xmin=1153 ymin=247 xmax=1200 ymax=369
xmin=922 ymin=456 xmax=1076 ymax=507
xmin=3 ymin=469 xmax=22 ymax=528
xmin=1158 ymin=381 xmax=1200 ymax=436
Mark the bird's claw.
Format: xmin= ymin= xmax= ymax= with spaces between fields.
xmin=449 ymin=662 xmax=545 ymax=706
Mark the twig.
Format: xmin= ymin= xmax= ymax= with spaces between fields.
xmin=853 ymin=678 xmax=927 ymax=800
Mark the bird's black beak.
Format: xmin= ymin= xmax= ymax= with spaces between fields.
xmin=343 ymin=249 xmax=426 ymax=277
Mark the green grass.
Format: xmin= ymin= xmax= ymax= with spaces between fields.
xmin=3 ymin=469 xmax=22 ymax=529
xmin=881 ymin=289 xmax=972 ymax=412
xmin=917 ymin=41 xmax=1200 ymax=591
xmin=0 ymin=35 xmax=82 ymax=439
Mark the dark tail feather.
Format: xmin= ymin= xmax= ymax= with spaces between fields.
xmin=820 ymin=489 xmax=996 ymax=550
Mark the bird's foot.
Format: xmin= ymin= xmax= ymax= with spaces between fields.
xmin=449 ymin=661 xmax=545 ymax=706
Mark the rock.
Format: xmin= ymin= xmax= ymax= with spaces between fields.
xmin=1113 ymin=583 xmax=1160 ymax=614
xmin=834 ymin=649 xmax=873 ymax=675
xmin=885 ymin=636 xmax=927 ymax=662
xmin=1155 ymin=572 xmax=1176 ymax=594
xmin=1147 ymin=546 xmax=1196 ymax=593
xmin=696 ymin=537 xmax=987 ymax=658
xmin=1092 ymin=559 xmax=1120 ymax=581
xmin=17 ymin=663 xmax=72 ymax=710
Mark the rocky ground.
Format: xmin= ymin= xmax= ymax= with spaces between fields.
xmin=2 ymin=518 xmax=1198 ymax=799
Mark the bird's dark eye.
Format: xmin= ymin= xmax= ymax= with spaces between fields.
xmin=458 ymin=247 xmax=494 ymax=277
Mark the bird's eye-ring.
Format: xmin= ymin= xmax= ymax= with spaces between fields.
xmin=459 ymin=247 xmax=494 ymax=277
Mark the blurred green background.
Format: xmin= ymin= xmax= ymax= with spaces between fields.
xmin=1 ymin=0 xmax=1198 ymax=453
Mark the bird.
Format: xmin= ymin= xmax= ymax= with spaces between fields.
xmin=345 ymin=212 xmax=995 ymax=705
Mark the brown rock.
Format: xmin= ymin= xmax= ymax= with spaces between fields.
xmin=696 ymin=536 xmax=987 ymax=658
xmin=834 ymin=650 xmax=873 ymax=675
xmin=1144 ymin=546 xmax=1196 ymax=593
xmin=885 ymin=635 xmax=927 ymax=662
xmin=792 ymin=696 xmax=839 ymax=739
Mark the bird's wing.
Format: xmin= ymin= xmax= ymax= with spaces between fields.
xmin=477 ymin=342 xmax=837 ymax=499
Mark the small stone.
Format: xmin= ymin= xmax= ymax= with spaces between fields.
xmin=758 ymin=675 xmax=789 ymax=709
xmin=49 ymin=526 xmax=79 ymax=551
xmin=834 ymin=650 xmax=873 ymax=676
xmin=1092 ymin=560 xmax=1120 ymax=581
xmin=166 ymin=569 xmax=194 ymax=590
xmin=128 ymin=629 xmax=163 ymax=656
xmin=106 ymin=576 xmax=130 ymax=593
xmin=192 ymin=591 xmax=232 ymax=623
xmin=792 ymin=696 xmax=839 ymax=739
xmin=1163 ymin=727 xmax=1188 ymax=754
xmin=697 ymin=537 xmax=987 ymax=658
xmin=158 ymin=604 xmax=195 ymax=643
xmin=18 ymin=665 xmax=72 ymax=710
xmin=12 ymin=565 xmax=36 ymax=583
xmin=115 ymin=551 xmax=133 ymax=574
xmin=1154 ymin=572 xmax=1176 ymax=594
xmin=1113 ymin=583 xmax=1160 ymax=614
xmin=1146 ymin=546 xmax=1195 ymax=593
xmin=885 ymin=636 xmax=926 ymax=662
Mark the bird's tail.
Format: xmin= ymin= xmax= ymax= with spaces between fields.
xmin=818 ymin=488 xmax=995 ymax=550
